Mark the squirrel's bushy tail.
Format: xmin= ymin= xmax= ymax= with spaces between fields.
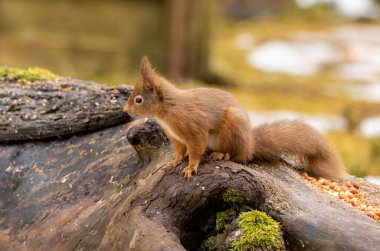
xmin=251 ymin=120 xmax=346 ymax=180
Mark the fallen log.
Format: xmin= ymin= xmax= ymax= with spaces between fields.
xmin=0 ymin=78 xmax=131 ymax=142
xmin=0 ymin=79 xmax=379 ymax=251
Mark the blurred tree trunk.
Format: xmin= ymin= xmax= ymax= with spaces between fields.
xmin=166 ymin=0 xmax=212 ymax=82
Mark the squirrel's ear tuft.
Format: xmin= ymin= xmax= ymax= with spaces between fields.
xmin=140 ymin=56 xmax=154 ymax=77
xmin=140 ymin=56 xmax=155 ymax=90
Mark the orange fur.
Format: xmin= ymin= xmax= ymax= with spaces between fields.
xmin=252 ymin=120 xmax=346 ymax=180
xmin=124 ymin=56 xmax=347 ymax=180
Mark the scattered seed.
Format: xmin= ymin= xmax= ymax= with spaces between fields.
xmin=300 ymin=174 xmax=379 ymax=224
xmin=352 ymin=181 xmax=360 ymax=189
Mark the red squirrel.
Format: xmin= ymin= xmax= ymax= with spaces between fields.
xmin=123 ymin=57 xmax=346 ymax=180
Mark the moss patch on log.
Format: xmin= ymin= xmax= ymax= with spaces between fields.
xmin=119 ymin=174 xmax=132 ymax=187
xmin=0 ymin=66 xmax=59 ymax=81
xmin=223 ymin=189 xmax=245 ymax=208
xmin=232 ymin=210 xmax=284 ymax=251
xmin=215 ymin=209 xmax=236 ymax=232
xmin=200 ymin=189 xmax=284 ymax=250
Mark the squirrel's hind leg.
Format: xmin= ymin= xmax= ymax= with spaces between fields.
xmin=216 ymin=107 xmax=253 ymax=163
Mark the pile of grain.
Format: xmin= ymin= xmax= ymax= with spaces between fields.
xmin=301 ymin=172 xmax=380 ymax=223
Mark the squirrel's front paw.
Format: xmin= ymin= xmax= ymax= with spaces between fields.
xmin=163 ymin=159 xmax=181 ymax=171
xmin=182 ymin=167 xmax=194 ymax=179
xmin=182 ymin=164 xmax=198 ymax=179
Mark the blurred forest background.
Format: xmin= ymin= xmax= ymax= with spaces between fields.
xmin=1 ymin=0 xmax=380 ymax=179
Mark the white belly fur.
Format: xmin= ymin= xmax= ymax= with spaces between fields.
xmin=208 ymin=133 xmax=220 ymax=151
xmin=156 ymin=118 xmax=221 ymax=150
xmin=156 ymin=118 xmax=182 ymax=142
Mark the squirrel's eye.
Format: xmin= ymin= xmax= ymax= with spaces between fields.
xmin=134 ymin=95 xmax=144 ymax=105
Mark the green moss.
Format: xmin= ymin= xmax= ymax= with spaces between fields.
xmin=202 ymin=235 xmax=217 ymax=250
xmin=232 ymin=210 xmax=283 ymax=251
xmin=216 ymin=211 xmax=228 ymax=232
xmin=215 ymin=209 xmax=236 ymax=232
xmin=0 ymin=66 xmax=59 ymax=81
xmin=119 ymin=174 xmax=132 ymax=187
xmin=223 ymin=189 xmax=245 ymax=208
xmin=214 ymin=208 xmax=239 ymax=246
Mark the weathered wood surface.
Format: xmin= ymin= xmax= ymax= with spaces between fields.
xmin=0 ymin=78 xmax=131 ymax=142
xmin=1 ymin=80 xmax=380 ymax=250
xmin=0 ymin=118 xmax=379 ymax=251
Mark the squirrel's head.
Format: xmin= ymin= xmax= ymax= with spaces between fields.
xmin=124 ymin=56 xmax=163 ymax=117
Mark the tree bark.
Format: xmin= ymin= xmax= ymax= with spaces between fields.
xmin=0 ymin=78 xmax=131 ymax=142
xmin=0 ymin=80 xmax=379 ymax=251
